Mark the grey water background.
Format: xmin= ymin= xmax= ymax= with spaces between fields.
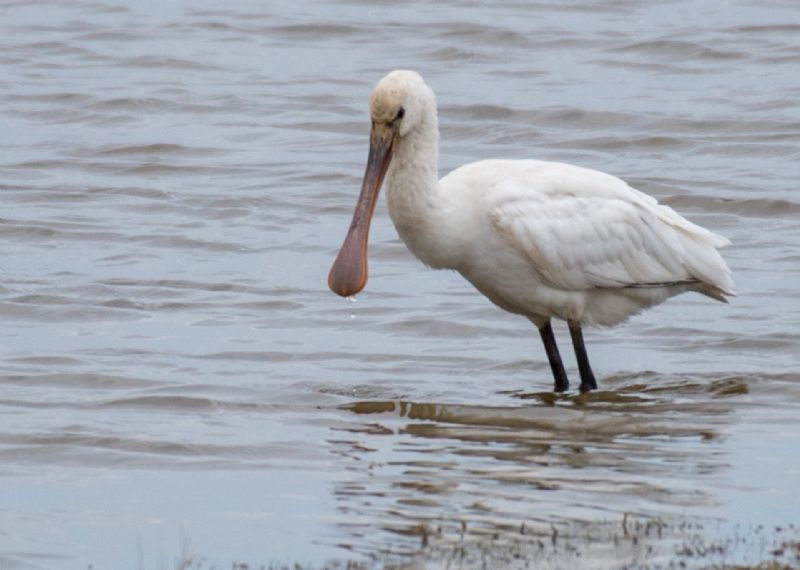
xmin=1 ymin=0 xmax=799 ymax=568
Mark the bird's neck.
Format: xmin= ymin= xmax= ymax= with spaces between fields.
xmin=385 ymin=117 xmax=452 ymax=269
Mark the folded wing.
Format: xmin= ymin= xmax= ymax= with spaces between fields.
xmin=487 ymin=167 xmax=734 ymax=297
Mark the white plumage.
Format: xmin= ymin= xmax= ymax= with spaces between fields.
xmin=440 ymin=159 xmax=734 ymax=326
xmin=329 ymin=70 xmax=734 ymax=392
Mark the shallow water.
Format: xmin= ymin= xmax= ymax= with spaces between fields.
xmin=1 ymin=0 xmax=799 ymax=568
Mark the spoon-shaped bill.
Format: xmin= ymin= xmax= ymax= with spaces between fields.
xmin=328 ymin=123 xmax=396 ymax=297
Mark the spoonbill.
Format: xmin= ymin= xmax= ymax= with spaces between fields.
xmin=328 ymin=70 xmax=734 ymax=392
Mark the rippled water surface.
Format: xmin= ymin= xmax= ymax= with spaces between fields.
xmin=1 ymin=1 xmax=799 ymax=568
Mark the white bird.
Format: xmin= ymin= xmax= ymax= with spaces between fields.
xmin=329 ymin=70 xmax=734 ymax=392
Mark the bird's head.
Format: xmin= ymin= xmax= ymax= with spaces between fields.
xmin=369 ymin=70 xmax=431 ymax=138
xmin=328 ymin=70 xmax=434 ymax=298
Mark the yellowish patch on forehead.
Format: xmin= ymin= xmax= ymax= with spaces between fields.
xmin=369 ymin=85 xmax=406 ymax=123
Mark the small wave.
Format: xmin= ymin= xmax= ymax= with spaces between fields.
xmin=267 ymin=23 xmax=365 ymax=39
xmin=424 ymin=46 xmax=490 ymax=63
xmin=118 ymin=55 xmax=222 ymax=71
xmin=9 ymin=92 xmax=93 ymax=105
xmin=730 ymin=23 xmax=800 ymax=35
xmin=535 ymin=107 xmax=637 ymax=129
xmin=438 ymin=23 xmax=532 ymax=49
xmin=662 ymin=195 xmax=800 ymax=217
xmin=74 ymin=31 xmax=144 ymax=42
xmin=85 ymin=97 xmax=218 ymax=114
xmin=551 ymin=134 xmax=692 ymax=152
xmin=446 ymin=104 xmax=516 ymax=120
xmin=385 ymin=318 xmax=520 ymax=338
xmin=0 ymin=221 xmax=125 ymax=243
xmin=590 ymin=58 xmax=705 ymax=74
xmin=607 ymin=39 xmax=747 ymax=61
xmin=99 ymin=278 xmax=300 ymax=298
xmin=88 ymin=143 xmax=220 ymax=158
xmin=137 ymin=234 xmax=249 ymax=253
xmin=95 ymin=395 xmax=219 ymax=410
xmin=6 ymin=355 xmax=82 ymax=367
xmin=11 ymin=294 xmax=73 ymax=305
xmin=97 ymin=298 xmax=206 ymax=311
xmin=93 ymin=394 xmax=274 ymax=413
xmin=0 ymin=373 xmax=159 ymax=390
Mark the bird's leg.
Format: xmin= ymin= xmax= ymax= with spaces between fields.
xmin=538 ymin=320 xmax=569 ymax=392
xmin=568 ymin=320 xmax=598 ymax=392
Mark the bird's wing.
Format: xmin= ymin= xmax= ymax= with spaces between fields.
xmin=443 ymin=160 xmax=733 ymax=294
xmin=485 ymin=163 xmax=729 ymax=291
xmin=491 ymin=194 xmax=691 ymax=290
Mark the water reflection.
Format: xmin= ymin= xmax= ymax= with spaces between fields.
xmin=332 ymin=374 xmax=748 ymax=557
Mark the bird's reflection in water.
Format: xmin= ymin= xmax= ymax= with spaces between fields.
xmin=329 ymin=375 xmax=748 ymax=558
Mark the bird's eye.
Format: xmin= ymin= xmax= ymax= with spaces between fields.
xmin=396 ymin=107 xmax=405 ymax=120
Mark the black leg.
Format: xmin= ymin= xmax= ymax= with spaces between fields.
xmin=568 ymin=320 xmax=597 ymax=392
xmin=539 ymin=320 xmax=569 ymax=392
